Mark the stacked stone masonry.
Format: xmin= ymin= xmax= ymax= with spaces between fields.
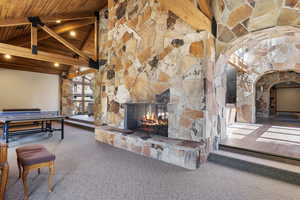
xmin=86 ymin=0 xmax=300 ymax=167
xmin=95 ymin=126 xmax=210 ymax=169
xmin=94 ymin=0 xmax=215 ymax=143
xmin=256 ymin=71 xmax=300 ymax=118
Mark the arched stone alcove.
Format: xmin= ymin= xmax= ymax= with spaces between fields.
xmin=211 ymin=25 xmax=300 ymax=140
xmin=256 ymin=71 xmax=300 ymax=119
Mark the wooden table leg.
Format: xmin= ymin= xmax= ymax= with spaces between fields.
xmin=48 ymin=162 xmax=55 ymax=192
xmin=17 ymin=159 xmax=22 ymax=179
xmin=22 ymin=169 xmax=29 ymax=200
xmin=0 ymin=162 xmax=9 ymax=200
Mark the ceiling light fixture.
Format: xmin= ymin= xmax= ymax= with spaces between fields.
xmin=70 ymin=31 xmax=76 ymax=37
xmin=4 ymin=54 xmax=11 ymax=59
xmin=54 ymin=63 xmax=60 ymax=67
xmin=56 ymin=20 xmax=62 ymax=24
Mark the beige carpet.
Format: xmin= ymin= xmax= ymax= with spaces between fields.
xmin=5 ymin=125 xmax=300 ymax=200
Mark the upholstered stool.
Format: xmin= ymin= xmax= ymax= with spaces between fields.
xmin=16 ymin=145 xmax=55 ymax=200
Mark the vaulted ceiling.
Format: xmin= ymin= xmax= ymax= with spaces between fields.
xmin=0 ymin=0 xmax=107 ymax=75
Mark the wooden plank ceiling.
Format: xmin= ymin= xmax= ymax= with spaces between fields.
xmin=0 ymin=0 xmax=106 ymax=75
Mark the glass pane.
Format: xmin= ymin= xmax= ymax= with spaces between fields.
xmin=85 ymin=96 xmax=94 ymax=101
xmin=84 ymin=86 xmax=93 ymax=95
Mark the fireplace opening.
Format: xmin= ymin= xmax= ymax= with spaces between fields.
xmin=123 ymin=89 xmax=169 ymax=137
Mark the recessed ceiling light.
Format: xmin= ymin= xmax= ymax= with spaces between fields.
xmin=54 ymin=63 xmax=60 ymax=67
xmin=4 ymin=54 xmax=11 ymax=59
xmin=70 ymin=31 xmax=76 ymax=37
xmin=56 ymin=20 xmax=62 ymax=24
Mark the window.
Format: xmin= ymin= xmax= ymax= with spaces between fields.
xmin=72 ymin=74 xmax=94 ymax=115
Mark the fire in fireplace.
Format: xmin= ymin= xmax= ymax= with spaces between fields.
xmin=124 ymin=103 xmax=168 ymax=137
xmin=123 ymin=89 xmax=169 ymax=137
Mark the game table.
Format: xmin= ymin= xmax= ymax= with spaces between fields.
xmin=0 ymin=111 xmax=64 ymax=143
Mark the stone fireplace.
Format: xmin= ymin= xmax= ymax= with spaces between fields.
xmin=94 ymin=0 xmax=215 ymax=169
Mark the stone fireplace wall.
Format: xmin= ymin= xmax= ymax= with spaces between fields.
xmin=94 ymin=0 xmax=215 ymax=143
xmin=61 ymin=78 xmax=74 ymax=116
xmin=256 ymin=71 xmax=300 ymax=118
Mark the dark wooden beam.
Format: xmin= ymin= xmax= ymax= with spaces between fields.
xmin=94 ymin=12 xmax=100 ymax=61
xmin=0 ymin=63 xmax=63 ymax=75
xmin=158 ymin=0 xmax=211 ymax=32
xmin=80 ymin=26 xmax=93 ymax=51
xmin=0 ymin=12 xmax=95 ymax=27
xmin=67 ymin=68 xmax=97 ymax=79
xmin=31 ymin=24 xmax=38 ymax=54
xmin=8 ymin=19 xmax=94 ymax=47
xmin=197 ymin=0 xmax=213 ymax=20
xmin=0 ymin=42 xmax=88 ymax=66
xmin=39 ymin=24 xmax=91 ymax=61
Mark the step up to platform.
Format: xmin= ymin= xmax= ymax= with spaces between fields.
xmin=220 ymin=144 xmax=300 ymax=166
xmin=209 ymin=150 xmax=300 ymax=185
xmin=65 ymin=119 xmax=95 ymax=131
xmin=67 ymin=116 xmax=94 ymax=125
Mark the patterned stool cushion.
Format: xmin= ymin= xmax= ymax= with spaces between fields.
xmin=16 ymin=144 xmax=45 ymax=154
xmin=16 ymin=145 xmax=55 ymax=166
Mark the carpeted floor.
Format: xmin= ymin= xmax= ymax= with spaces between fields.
xmin=5 ymin=125 xmax=300 ymax=200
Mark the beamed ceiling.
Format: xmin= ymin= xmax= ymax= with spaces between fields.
xmin=0 ymin=0 xmax=106 ymax=75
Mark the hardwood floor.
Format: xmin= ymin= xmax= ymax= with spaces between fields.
xmin=222 ymin=122 xmax=300 ymax=161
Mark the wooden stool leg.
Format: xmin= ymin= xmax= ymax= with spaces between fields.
xmin=22 ymin=168 xmax=29 ymax=200
xmin=17 ymin=159 xmax=22 ymax=179
xmin=0 ymin=162 xmax=9 ymax=200
xmin=38 ymin=168 xmax=40 ymax=175
xmin=48 ymin=162 xmax=55 ymax=192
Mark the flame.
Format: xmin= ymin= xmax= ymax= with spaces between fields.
xmin=142 ymin=111 xmax=168 ymax=126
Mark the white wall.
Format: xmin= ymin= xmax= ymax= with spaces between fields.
xmin=0 ymin=69 xmax=60 ymax=111
xmin=277 ymin=88 xmax=300 ymax=112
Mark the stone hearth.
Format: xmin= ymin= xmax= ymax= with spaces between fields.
xmin=95 ymin=126 xmax=210 ymax=169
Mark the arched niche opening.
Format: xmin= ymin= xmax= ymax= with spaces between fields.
xmin=255 ymin=71 xmax=300 ymax=123
xmin=211 ymin=26 xmax=300 ymax=141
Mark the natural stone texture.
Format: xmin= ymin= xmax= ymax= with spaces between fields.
xmin=183 ymin=108 xmax=204 ymax=119
xmin=116 ymin=1 xmax=127 ymax=19
xmin=227 ymin=4 xmax=252 ymax=28
xmin=141 ymin=6 xmax=152 ymax=24
xmin=171 ymin=39 xmax=184 ymax=48
xmin=95 ymin=126 xmax=210 ymax=169
xmin=278 ymin=8 xmax=300 ymax=26
xmin=247 ymin=0 xmax=256 ymax=8
xmin=218 ymin=0 xmax=225 ymax=12
xmin=158 ymin=71 xmax=170 ymax=82
xmin=232 ymin=23 xmax=248 ymax=37
xmin=285 ymin=0 xmax=298 ymax=7
xmin=167 ymin=11 xmax=179 ymax=29
xmin=95 ymin=0 xmax=212 ymax=150
xmin=159 ymin=46 xmax=174 ymax=60
xmin=61 ymin=78 xmax=74 ymax=116
xmin=121 ymin=32 xmax=133 ymax=43
xmin=107 ymin=69 xmax=115 ymax=80
xmin=108 ymin=100 xmax=120 ymax=113
xmin=251 ymin=0 xmax=279 ymax=18
xmin=214 ymin=0 xmax=300 ymax=56
xmin=138 ymin=47 xmax=152 ymax=63
xmin=237 ymin=104 xmax=252 ymax=122
xmin=189 ymin=41 xmax=205 ymax=58
xmin=148 ymin=56 xmax=159 ymax=69
xmin=180 ymin=116 xmax=193 ymax=128
xmin=218 ymin=25 xmax=235 ymax=42
xmin=256 ymin=71 xmax=300 ymax=118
